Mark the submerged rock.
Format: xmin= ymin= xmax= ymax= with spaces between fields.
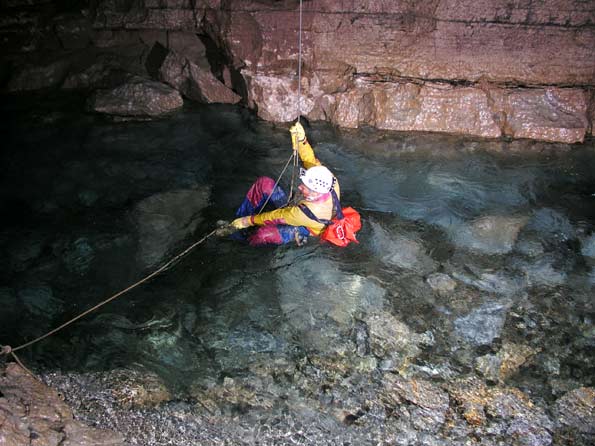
xmin=276 ymin=254 xmax=386 ymax=352
xmin=454 ymin=301 xmax=511 ymax=346
xmin=452 ymin=214 xmax=528 ymax=255
xmin=382 ymin=375 xmax=450 ymax=432
xmin=369 ymin=220 xmax=436 ymax=274
xmin=132 ymin=187 xmax=210 ymax=268
xmin=426 ymin=272 xmax=457 ymax=295
xmin=364 ymin=311 xmax=430 ymax=371
xmin=580 ymin=233 xmax=595 ymax=259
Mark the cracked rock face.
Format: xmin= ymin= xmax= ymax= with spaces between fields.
xmin=1 ymin=1 xmax=594 ymax=140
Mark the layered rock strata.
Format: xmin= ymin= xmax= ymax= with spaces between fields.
xmin=1 ymin=0 xmax=594 ymax=142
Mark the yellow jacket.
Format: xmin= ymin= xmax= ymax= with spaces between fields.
xmin=252 ymin=139 xmax=340 ymax=235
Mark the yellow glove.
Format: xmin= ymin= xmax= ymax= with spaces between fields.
xmin=231 ymin=216 xmax=253 ymax=230
xmin=289 ymin=121 xmax=306 ymax=142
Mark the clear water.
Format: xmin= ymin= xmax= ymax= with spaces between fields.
xmin=1 ymin=93 xmax=594 ymax=400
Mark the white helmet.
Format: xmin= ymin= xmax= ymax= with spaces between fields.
xmin=299 ymin=165 xmax=334 ymax=193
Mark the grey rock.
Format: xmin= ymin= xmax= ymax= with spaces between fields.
xmin=451 ymin=215 xmax=528 ymax=255
xmin=454 ymin=301 xmax=510 ymax=346
xmin=370 ymin=220 xmax=436 ymax=274
xmin=554 ymin=387 xmax=595 ymax=434
xmin=62 ymin=237 xmax=94 ymax=275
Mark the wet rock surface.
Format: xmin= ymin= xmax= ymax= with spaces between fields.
xmin=1 ymin=103 xmax=595 ymax=445
xmin=87 ymin=76 xmax=184 ymax=119
xmin=0 ymin=0 xmax=593 ymax=141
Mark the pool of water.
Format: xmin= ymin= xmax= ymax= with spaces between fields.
xmin=1 ymin=93 xmax=594 ymax=410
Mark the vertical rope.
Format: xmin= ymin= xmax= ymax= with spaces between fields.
xmin=297 ymin=0 xmax=303 ymax=119
xmin=287 ymin=0 xmax=303 ymax=204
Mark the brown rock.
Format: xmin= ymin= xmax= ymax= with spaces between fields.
xmin=0 ymin=364 xmax=124 ymax=446
xmin=491 ymin=87 xmax=589 ymax=143
xmin=88 ymin=76 xmax=183 ymax=118
xmin=147 ymin=42 xmax=240 ymax=104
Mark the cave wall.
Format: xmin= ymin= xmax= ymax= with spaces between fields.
xmin=1 ymin=0 xmax=594 ymax=143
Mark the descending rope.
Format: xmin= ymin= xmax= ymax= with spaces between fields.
xmin=296 ymin=0 xmax=303 ymax=118
xmin=1 ymin=229 xmax=217 ymax=360
xmin=287 ymin=0 xmax=304 ymax=204
xmin=260 ymin=0 xmax=304 ymax=211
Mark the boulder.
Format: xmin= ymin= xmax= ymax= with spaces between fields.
xmin=452 ymin=214 xmax=528 ymax=255
xmin=146 ymin=42 xmax=240 ymax=104
xmin=87 ymin=76 xmax=184 ymax=119
xmin=369 ymin=220 xmax=436 ymax=274
xmin=0 ymin=363 xmax=124 ymax=446
xmin=132 ymin=187 xmax=210 ymax=269
xmin=5 ymin=60 xmax=70 ymax=92
xmin=275 ymin=253 xmax=387 ymax=353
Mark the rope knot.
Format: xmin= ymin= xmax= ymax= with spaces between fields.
xmin=1 ymin=345 xmax=12 ymax=355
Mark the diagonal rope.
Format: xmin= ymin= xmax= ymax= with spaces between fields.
xmin=1 ymin=229 xmax=217 ymax=356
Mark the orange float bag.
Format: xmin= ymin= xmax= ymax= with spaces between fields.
xmin=299 ymin=191 xmax=361 ymax=247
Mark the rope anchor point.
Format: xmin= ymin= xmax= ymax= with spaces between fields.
xmin=1 ymin=345 xmax=12 ymax=355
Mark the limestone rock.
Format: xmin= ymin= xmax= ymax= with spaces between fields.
xmin=364 ymin=311 xmax=430 ymax=371
xmin=87 ymin=76 xmax=184 ymax=119
xmin=146 ymin=42 xmax=240 ymax=104
xmin=491 ymin=87 xmax=589 ymax=143
xmin=0 ymin=363 xmax=124 ymax=446
xmin=53 ymin=12 xmax=91 ymax=50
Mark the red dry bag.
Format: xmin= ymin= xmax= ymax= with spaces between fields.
xmin=299 ymin=190 xmax=361 ymax=247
